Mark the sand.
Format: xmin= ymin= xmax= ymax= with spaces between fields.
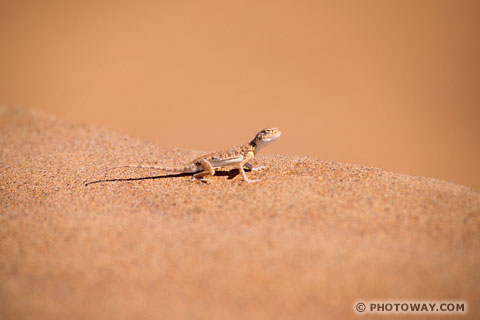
xmin=1 ymin=106 xmax=479 ymax=319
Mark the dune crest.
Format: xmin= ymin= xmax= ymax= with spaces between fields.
xmin=1 ymin=107 xmax=479 ymax=319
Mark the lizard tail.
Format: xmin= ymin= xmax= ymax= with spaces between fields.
xmin=84 ymin=163 xmax=198 ymax=186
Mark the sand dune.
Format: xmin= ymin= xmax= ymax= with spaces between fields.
xmin=1 ymin=107 xmax=479 ymax=319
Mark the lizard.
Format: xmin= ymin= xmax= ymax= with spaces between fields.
xmin=85 ymin=127 xmax=281 ymax=185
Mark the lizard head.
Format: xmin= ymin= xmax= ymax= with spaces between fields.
xmin=250 ymin=127 xmax=281 ymax=152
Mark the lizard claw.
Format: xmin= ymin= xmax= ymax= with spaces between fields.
xmin=192 ymin=176 xmax=207 ymax=183
xmin=250 ymin=166 xmax=266 ymax=172
xmin=245 ymin=178 xmax=262 ymax=183
xmin=244 ymin=162 xmax=266 ymax=172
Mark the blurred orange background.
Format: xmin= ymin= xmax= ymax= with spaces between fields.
xmin=1 ymin=1 xmax=479 ymax=188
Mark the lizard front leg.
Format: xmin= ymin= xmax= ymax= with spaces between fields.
xmin=239 ymin=152 xmax=261 ymax=183
xmin=244 ymin=162 xmax=266 ymax=172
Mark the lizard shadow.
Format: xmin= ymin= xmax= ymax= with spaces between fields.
xmin=215 ymin=169 xmax=241 ymax=180
xmin=84 ymin=169 xmax=243 ymax=186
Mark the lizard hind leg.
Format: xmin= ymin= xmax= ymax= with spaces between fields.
xmin=192 ymin=159 xmax=215 ymax=182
